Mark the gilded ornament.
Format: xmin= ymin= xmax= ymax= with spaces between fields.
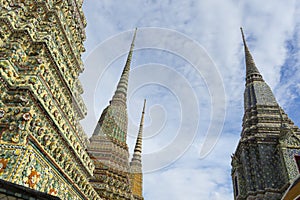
xmin=49 ymin=141 xmax=57 ymax=151
xmin=49 ymin=188 xmax=58 ymax=195
xmin=11 ymin=134 xmax=20 ymax=143
xmin=26 ymin=169 xmax=40 ymax=189
xmin=0 ymin=158 xmax=9 ymax=174
xmin=14 ymin=149 xmax=21 ymax=156
xmin=28 ymin=77 xmax=37 ymax=84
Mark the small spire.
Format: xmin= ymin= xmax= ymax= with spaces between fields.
xmin=240 ymin=27 xmax=262 ymax=83
xmin=129 ymin=100 xmax=145 ymax=199
xmin=111 ymin=28 xmax=137 ymax=106
xmin=131 ymin=99 xmax=146 ymax=163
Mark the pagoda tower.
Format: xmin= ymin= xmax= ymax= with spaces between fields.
xmin=130 ymin=99 xmax=146 ymax=200
xmin=0 ymin=1 xmax=100 ymax=199
xmin=231 ymin=28 xmax=300 ymax=199
xmin=88 ymin=29 xmax=144 ymax=200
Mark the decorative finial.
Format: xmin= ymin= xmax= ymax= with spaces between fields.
xmin=240 ymin=27 xmax=262 ymax=82
xmin=142 ymin=99 xmax=146 ymax=114
xmin=240 ymin=27 xmax=247 ymax=48
xmin=132 ymin=100 xmax=146 ymax=158
xmin=111 ymin=28 xmax=138 ymax=106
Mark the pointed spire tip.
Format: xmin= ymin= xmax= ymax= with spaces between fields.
xmin=131 ymin=100 xmax=146 ymax=160
xmin=143 ymin=99 xmax=146 ymax=113
xmin=240 ymin=27 xmax=263 ymax=81
xmin=240 ymin=27 xmax=246 ymax=47
xmin=132 ymin=28 xmax=137 ymax=45
xmin=111 ymin=28 xmax=137 ymax=105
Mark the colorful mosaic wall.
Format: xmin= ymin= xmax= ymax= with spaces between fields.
xmin=0 ymin=0 xmax=101 ymax=199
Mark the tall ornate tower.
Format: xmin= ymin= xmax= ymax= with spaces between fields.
xmin=88 ymin=28 xmax=144 ymax=200
xmin=0 ymin=1 xmax=100 ymax=200
xmin=130 ymin=99 xmax=146 ymax=200
xmin=231 ymin=28 xmax=300 ymax=200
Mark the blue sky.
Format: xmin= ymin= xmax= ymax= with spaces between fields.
xmin=80 ymin=1 xmax=300 ymax=199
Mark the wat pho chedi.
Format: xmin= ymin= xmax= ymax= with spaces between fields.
xmin=0 ymin=1 xmax=144 ymax=200
xmin=1 ymin=0 xmax=300 ymax=200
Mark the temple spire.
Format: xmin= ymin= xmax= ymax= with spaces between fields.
xmin=240 ymin=27 xmax=263 ymax=83
xmin=111 ymin=28 xmax=137 ymax=106
xmin=130 ymin=100 xmax=146 ymax=199
xmin=232 ymin=28 xmax=300 ymax=200
xmin=241 ymin=28 xmax=277 ymax=110
xmin=132 ymin=99 xmax=146 ymax=163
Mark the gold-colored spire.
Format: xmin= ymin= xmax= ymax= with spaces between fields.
xmin=240 ymin=27 xmax=263 ymax=83
xmin=111 ymin=28 xmax=137 ymax=106
xmin=130 ymin=100 xmax=145 ymax=199
xmin=132 ymin=99 xmax=146 ymax=162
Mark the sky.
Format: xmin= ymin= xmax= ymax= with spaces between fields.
xmin=79 ymin=1 xmax=300 ymax=199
